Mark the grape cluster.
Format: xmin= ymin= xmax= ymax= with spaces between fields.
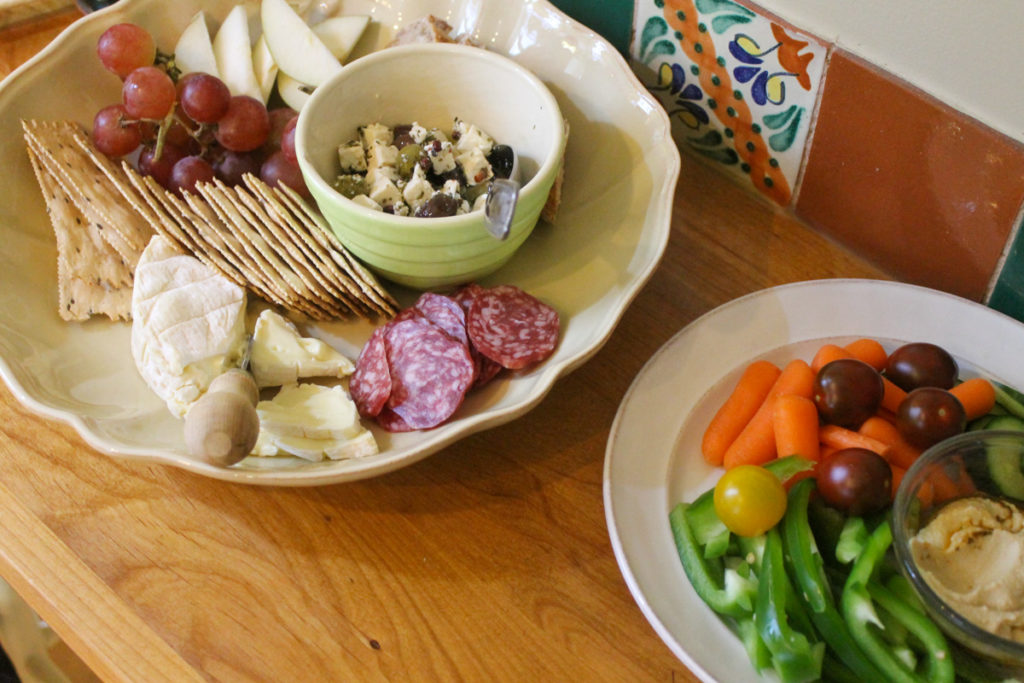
xmin=91 ymin=22 xmax=308 ymax=198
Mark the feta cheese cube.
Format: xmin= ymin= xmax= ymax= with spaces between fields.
xmin=442 ymin=178 xmax=461 ymax=197
xmin=409 ymin=122 xmax=428 ymax=144
xmin=369 ymin=174 xmax=404 ymax=209
xmin=337 ymin=141 xmax=367 ymax=173
xmin=351 ymin=194 xmax=382 ymax=211
xmin=457 ymin=147 xmax=493 ymax=186
xmin=403 ymin=164 xmax=434 ymax=210
xmin=359 ymin=123 xmax=392 ymax=149
xmin=454 ymin=119 xmax=495 ymax=156
xmin=427 ymin=140 xmax=457 ymax=174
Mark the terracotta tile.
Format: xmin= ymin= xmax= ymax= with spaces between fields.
xmin=795 ymin=50 xmax=1024 ymax=301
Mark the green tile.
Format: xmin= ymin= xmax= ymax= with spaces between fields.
xmin=988 ymin=220 xmax=1024 ymax=322
xmin=550 ymin=0 xmax=633 ymax=56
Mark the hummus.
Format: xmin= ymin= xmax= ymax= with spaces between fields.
xmin=910 ymin=496 xmax=1024 ymax=643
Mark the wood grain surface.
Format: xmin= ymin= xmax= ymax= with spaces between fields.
xmin=0 ymin=10 xmax=890 ymax=682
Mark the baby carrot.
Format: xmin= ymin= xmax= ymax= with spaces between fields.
xmin=818 ymin=424 xmax=889 ymax=457
xmin=843 ymin=338 xmax=888 ymax=371
xmin=879 ymin=377 xmax=908 ymax=414
xmin=810 ymin=344 xmax=849 ymax=374
xmin=773 ymin=394 xmax=820 ymax=461
xmin=723 ymin=359 xmax=816 ymax=469
xmin=890 ymin=464 xmax=907 ymax=501
xmin=857 ymin=415 xmax=921 ymax=469
xmin=949 ymin=377 xmax=997 ymax=421
xmin=701 ymin=360 xmax=782 ymax=465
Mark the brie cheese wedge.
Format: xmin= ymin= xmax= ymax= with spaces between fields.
xmin=249 ymin=309 xmax=355 ymax=388
xmin=131 ymin=236 xmax=247 ymax=417
xmin=254 ymin=382 xmax=377 ymax=460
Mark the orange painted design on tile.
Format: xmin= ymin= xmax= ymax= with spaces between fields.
xmin=772 ymin=23 xmax=813 ymax=90
xmin=662 ymin=0 xmax=791 ymax=205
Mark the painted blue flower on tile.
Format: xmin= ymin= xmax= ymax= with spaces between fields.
xmin=629 ymin=0 xmax=827 ymax=206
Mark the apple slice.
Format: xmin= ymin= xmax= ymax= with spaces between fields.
xmin=252 ymin=34 xmax=278 ymax=103
xmin=313 ymin=15 xmax=370 ymax=63
xmin=276 ymin=72 xmax=314 ymax=112
xmin=174 ymin=11 xmax=219 ymax=78
xmin=212 ymin=4 xmax=263 ymax=100
xmin=261 ymin=0 xmax=343 ymax=87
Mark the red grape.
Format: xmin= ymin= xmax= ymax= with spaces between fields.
xmin=122 ymin=66 xmax=176 ymax=120
xmin=92 ymin=104 xmax=142 ymax=157
xmin=138 ymin=143 xmax=188 ymax=189
xmin=169 ymin=155 xmax=215 ymax=196
xmin=214 ymin=150 xmax=262 ymax=187
xmin=97 ymin=23 xmax=155 ymax=79
xmin=265 ymin=107 xmax=298 ymax=151
xmin=260 ymin=150 xmax=308 ymax=197
xmin=163 ymin=120 xmax=199 ymax=154
xmin=215 ymin=96 xmax=270 ymax=152
xmin=281 ymin=115 xmax=298 ymax=163
xmin=179 ymin=73 xmax=231 ymax=124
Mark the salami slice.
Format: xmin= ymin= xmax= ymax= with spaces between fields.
xmin=466 ymin=285 xmax=560 ymax=370
xmin=350 ymin=326 xmax=391 ymax=417
xmin=375 ymin=406 xmax=414 ymax=433
xmin=383 ymin=316 xmax=475 ymax=429
xmin=414 ymin=292 xmax=468 ymax=347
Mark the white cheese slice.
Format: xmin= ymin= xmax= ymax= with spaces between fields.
xmin=249 ymin=309 xmax=354 ymax=388
xmin=257 ymin=382 xmax=362 ymax=439
xmin=267 ymin=430 xmax=378 ymax=461
xmin=131 ymin=236 xmax=247 ymax=417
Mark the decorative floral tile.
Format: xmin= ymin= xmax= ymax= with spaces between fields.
xmin=630 ymin=0 xmax=827 ymax=206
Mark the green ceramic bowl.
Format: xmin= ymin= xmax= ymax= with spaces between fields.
xmin=295 ymin=42 xmax=566 ymax=290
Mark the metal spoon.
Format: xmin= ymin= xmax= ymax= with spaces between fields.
xmin=483 ymin=149 xmax=521 ymax=241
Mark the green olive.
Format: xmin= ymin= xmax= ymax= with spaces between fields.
xmin=397 ymin=144 xmax=424 ymax=178
xmin=463 ymin=181 xmax=489 ymax=204
xmin=332 ymin=174 xmax=367 ymax=199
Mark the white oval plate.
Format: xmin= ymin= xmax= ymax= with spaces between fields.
xmin=603 ymin=279 xmax=1024 ymax=682
xmin=0 ymin=0 xmax=679 ymax=485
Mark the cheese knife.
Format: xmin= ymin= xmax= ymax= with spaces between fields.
xmin=183 ymin=337 xmax=260 ymax=467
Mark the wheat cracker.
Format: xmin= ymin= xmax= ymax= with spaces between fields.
xmin=21 ymin=120 xmax=153 ymax=267
xmin=25 ymin=144 xmax=132 ymax=321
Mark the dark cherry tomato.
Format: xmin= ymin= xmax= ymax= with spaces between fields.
xmin=816 ymin=447 xmax=892 ymax=516
xmin=812 ymin=359 xmax=884 ymax=429
xmin=896 ymin=387 xmax=966 ymax=449
xmin=884 ymin=342 xmax=958 ymax=391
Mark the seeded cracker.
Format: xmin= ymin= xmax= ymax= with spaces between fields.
xmin=21 ymin=120 xmax=153 ymax=268
xmin=25 ymin=145 xmax=132 ymax=321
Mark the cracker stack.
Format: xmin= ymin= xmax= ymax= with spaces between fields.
xmin=22 ymin=119 xmax=399 ymax=323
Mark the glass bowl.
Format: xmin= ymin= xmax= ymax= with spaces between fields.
xmin=892 ymin=429 xmax=1024 ymax=679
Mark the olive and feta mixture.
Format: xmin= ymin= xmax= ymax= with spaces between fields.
xmin=332 ymin=119 xmax=515 ymax=218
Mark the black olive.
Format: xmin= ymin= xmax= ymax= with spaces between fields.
xmin=392 ymin=124 xmax=414 ymax=148
xmin=415 ymin=193 xmax=460 ymax=218
xmin=488 ymin=144 xmax=515 ymax=179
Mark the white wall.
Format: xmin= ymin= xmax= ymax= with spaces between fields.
xmin=758 ymin=0 xmax=1024 ymax=144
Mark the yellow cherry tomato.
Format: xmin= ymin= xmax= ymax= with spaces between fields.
xmin=713 ymin=465 xmax=788 ymax=537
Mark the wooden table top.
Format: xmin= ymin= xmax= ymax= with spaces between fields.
xmin=0 ymin=9 xmax=890 ymax=682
